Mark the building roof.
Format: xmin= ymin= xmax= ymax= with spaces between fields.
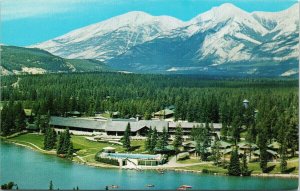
xmin=268 ymin=142 xmax=280 ymax=150
xmin=67 ymin=111 xmax=81 ymax=115
xmin=166 ymin=105 xmax=175 ymax=110
xmin=253 ymin=149 xmax=278 ymax=156
xmin=24 ymin=109 xmax=33 ymax=117
xmin=154 ymin=109 xmax=174 ymax=116
xmin=49 ymin=116 xmax=106 ymax=130
xmin=105 ymin=120 xmax=168 ymax=132
xmin=103 ymin=147 xmax=116 ymax=150
xmin=183 ymin=141 xmax=196 ymax=148
xmin=219 ymin=141 xmax=232 ymax=148
xmin=168 ymin=122 xmax=222 ymax=129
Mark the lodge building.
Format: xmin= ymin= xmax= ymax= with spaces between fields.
xmin=49 ymin=116 xmax=222 ymax=136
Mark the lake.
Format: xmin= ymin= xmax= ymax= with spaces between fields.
xmin=0 ymin=141 xmax=298 ymax=190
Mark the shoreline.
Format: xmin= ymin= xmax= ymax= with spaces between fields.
xmin=2 ymin=139 xmax=298 ymax=179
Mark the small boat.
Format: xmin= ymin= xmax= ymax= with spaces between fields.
xmin=146 ymin=184 xmax=155 ymax=187
xmin=177 ymin=185 xmax=192 ymax=190
xmin=110 ymin=185 xmax=119 ymax=189
xmin=181 ymin=185 xmax=192 ymax=189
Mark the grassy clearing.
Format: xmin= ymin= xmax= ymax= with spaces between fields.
xmin=8 ymin=133 xmax=44 ymax=148
xmin=71 ymin=136 xmax=124 ymax=157
xmin=7 ymin=133 xmax=147 ymax=160
xmin=176 ymin=159 xmax=298 ymax=175
xmin=176 ymin=163 xmax=228 ymax=174
xmin=177 ymin=158 xmax=201 ymax=164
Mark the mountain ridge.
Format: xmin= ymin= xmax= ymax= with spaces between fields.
xmin=30 ymin=3 xmax=299 ymax=77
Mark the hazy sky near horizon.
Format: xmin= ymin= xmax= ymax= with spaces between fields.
xmin=2 ymin=0 xmax=298 ymax=46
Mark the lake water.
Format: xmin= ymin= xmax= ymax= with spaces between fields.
xmin=0 ymin=141 xmax=298 ymax=190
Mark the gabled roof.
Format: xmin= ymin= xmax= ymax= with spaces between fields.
xmin=105 ymin=120 xmax=168 ymax=132
xmin=67 ymin=111 xmax=81 ymax=115
xmin=168 ymin=122 xmax=222 ymax=129
xmin=219 ymin=141 xmax=232 ymax=148
xmin=49 ymin=116 xmax=105 ymax=130
xmin=24 ymin=109 xmax=33 ymax=117
xmin=267 ymin=142 xmax=280 ymax=149
xmin=154 ymin=109 xmax=174 ymax=116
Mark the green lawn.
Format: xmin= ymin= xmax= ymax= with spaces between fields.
xmin=176 ymin=163 xmax=228 ymax=174
xmin=130 ymin=140 xmax=146 ymax=153
xmin=177 ymin=158 xmax=201 ymax=164
xmin=176 ymin=160 xmax=298 ymax=175
xmin=71 ymin=136 xmax=124 ymax=157
xmin=9 ymin=133 xmax=44 ymax=148
xmin=248 ymin=160 xmax=298 ymax=175
xmin=8 ymin=133 xmax=147 ymax=160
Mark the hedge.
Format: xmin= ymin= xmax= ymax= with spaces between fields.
xmin=95 ymin=155 xmax=119 ymax=166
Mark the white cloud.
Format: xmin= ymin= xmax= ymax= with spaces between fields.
xmin=1 ymin=0 xmax=103 ymax=21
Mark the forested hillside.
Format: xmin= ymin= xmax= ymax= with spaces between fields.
xmin=1 ymin=72 xmax=297 ymax=122
xmin=1 ymin=72 xmax=298 ymax=168
xmin=1 ymin=46 xmax=110 ymax=75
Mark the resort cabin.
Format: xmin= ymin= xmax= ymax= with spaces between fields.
xmin=168 ymin=122 xmax=222 ymax=135
xmin=24 ymin=109 xmax=35 ymax=123
xmin=182 ymin=141 xmax=197 ymax=156
xmin=66 ymin=111 xmax=82 ymax=117
xmin=154 ymin=109 xmax=174 ymax=119
xmin=253 ymin=149 xmax=279 ymax=161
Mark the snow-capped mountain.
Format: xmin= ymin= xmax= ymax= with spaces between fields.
xmin=31 ymin=3 xmax=299 ymax=76
xmin=32 ymin=11 xmax=184 ymax=61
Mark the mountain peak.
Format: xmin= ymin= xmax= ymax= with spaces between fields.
xmin=216 ymin=3 xmax=241 ymax=10
xmin=115 ymin=11 xmax=153 ymax=21
xmin=190 ymin=3 xmax=250 ymax=25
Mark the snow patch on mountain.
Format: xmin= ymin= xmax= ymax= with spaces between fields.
xmin=281 ymin=69 xmax=299 ymax=77
xmin=30 ymin=3 xmax=299 ymax=76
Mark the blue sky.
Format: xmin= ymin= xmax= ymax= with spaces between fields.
xmin=2 ymin=0 xmax=298 ymax=46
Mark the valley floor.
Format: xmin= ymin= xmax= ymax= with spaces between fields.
xmin=2 ymin=133 xmax=298 ymax=178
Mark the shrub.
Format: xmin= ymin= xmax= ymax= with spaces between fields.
xmin=95 ymin=154 xmax=119 ymax=166
xmin=202 ymin=169 xmax=209 ymax=173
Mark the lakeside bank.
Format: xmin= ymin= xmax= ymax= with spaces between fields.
xmin=2 ymin=137 xmax=298 ymax=179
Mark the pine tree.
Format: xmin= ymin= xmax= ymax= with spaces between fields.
xmin=35 ymin=114 xmax=41 ymax=133
xmin=57 ymin=132 xmax=65 ymax=155
xmin=49 ymin=180 xmax=53 ymax=190
xmin=0 ymin=103 xmax=10 ymax=136
xmin=280 ymin=143 xmax=287 ymax=173
xmin=194 ymin=124 xmax=211 ymax=161
xmin=161 ymin=127 xmax=169 ymax=150
xmin=145 ymin=127 xmax=153 ymax=152
xmin=67 ymin=142 xmax=74 ymax=159
xmin=241 ymin=151 xmax=251 ymax=176
xmin=231 ymin=117 xmax=241 ymax=145
xmin=212 ymin=140 xmax=221 ymax=166
xmin=151 ymin=127 xmax=158 ymax=151
xmin=44 ymin=128 xmax=50 ymax=150
xmin=14 ymin=102 xmax=26 ymax=132
xmin=122 ymin=123 xmax=131 ymax=151
xmin=173 ymin=124 xmax=183 ymax=156
xmin=56 ymin=129 xmax=72 ymax=156
xmin=258 ymin=123 xmax=268 ymax=173
xmin=63 ymin=129 xmax=71 ymax=154
xmin=220 ymin=123 xmax=228 ymax=140
xmin=49 ymin=129 xmax=57 ymax=149
xmin=228 ymin=148 xmax=241 ymax=176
